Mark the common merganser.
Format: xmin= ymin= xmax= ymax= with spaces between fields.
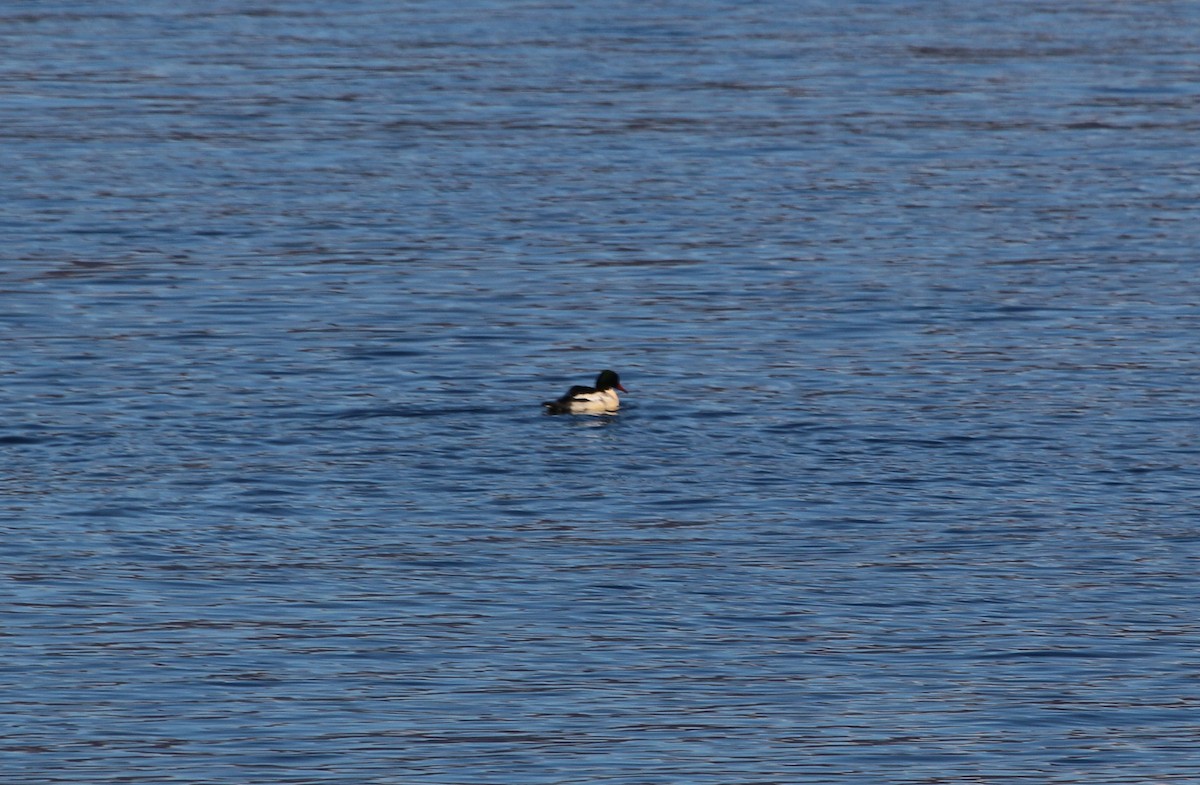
xmin=542 ymin=370 xmax=627 ymax=415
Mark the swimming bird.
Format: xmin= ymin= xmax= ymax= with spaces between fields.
xmin=542 ymin=370 xmax=627 ymax=415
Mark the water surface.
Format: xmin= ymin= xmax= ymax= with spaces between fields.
xmin=3 ymin=1 xmax=1200 ymax=783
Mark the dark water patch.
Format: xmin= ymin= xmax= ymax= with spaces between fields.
xmin=333 ymin=405 xmax=510 ymax=420
xmin=0 ymin=434 xmax=45 ymax=446
xmin=975 ymin=648 xmax=1152 ymax=662
xmin=345 ymin=348 xmax=427 ymax=359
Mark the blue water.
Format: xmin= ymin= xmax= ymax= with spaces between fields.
xmin=3 ymin=1 xmax=1200 ymax=783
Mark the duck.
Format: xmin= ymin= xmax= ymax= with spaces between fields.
xmin=542 ymin=370 xmax=627 ymax=415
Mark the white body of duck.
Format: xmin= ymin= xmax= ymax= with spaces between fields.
xmin=542 ymin=370 xmax=627 ymax=415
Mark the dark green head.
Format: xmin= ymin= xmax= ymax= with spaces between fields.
xmin=595 ymin=370 xmax=627 ymax=392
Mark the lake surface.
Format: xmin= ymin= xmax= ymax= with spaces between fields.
xmin=3 ymin=1 xmax=1200 ymax=782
